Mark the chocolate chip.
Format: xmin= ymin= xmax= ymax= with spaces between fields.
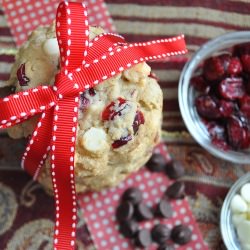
xmin=122 ymin=187 xmax=143 ymax=205
xmin=155 ymin=199 xmax=173 ymax=218
xmin=165 ymin=181 xmax=185 ymax=199
xmin=171 ymin=224 xmax=192 ymax=245
xmin=157 ymin=244 xmax=175 ymax=250
xmin=146 ymin=153 xmax=166 ymax=172
xmin=116 ymin=201 xmax=134 ymax=221
xmin=134 ymin=229 xmax=152 ymax=248
xmin=151 ymin=224 xmax=171 ymax=244
xmin=119 ymin=220 xmax=139 ymax=238
xmin=135 ymin=202 xmax=154 ymax=221
xmin=165 ymin=160 xmax=185 ymax=179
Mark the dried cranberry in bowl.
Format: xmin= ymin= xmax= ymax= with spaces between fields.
xmin=179 ymin=31 xmax=250 ymax=163
xmin=192 ymin=42 xmax=250 ymax=151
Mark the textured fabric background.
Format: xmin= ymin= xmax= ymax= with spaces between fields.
xmin=1 ymin=1 xmax=250 ymax=250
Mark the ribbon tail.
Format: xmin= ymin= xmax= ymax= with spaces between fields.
xmin=51 ymin=96 xmax=78 ymax=250
xmin=0 ymin=86 xmax=56 ymax=129
xmin=22 ymin=109 xmax=54 ymax=180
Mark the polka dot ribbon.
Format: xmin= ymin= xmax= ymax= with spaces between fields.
xmin=0 ymin=1 xmax=187 ymax=249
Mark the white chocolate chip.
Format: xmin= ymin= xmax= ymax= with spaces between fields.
xmin=232 ymin=213 xmax=247 ymax=226
xmin=82 ymin=127 xmax=108 ymax=153
xmin=241 ymin=183 xmax=250 ymax=203
xmin=43 ymin=38 xmax=60 ymax=56
xmin=231 ymin=194 xmax=248 ymax=213
xmin=237 ymin=220 xmax=250 ymax=244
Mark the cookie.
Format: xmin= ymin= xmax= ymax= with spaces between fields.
xmin=5 ymin=23 xmax=163 ymax=192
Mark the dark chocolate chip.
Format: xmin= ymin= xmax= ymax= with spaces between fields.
xmin=122 ymin=187 xmax=143 ymax=205
xmin=135 ymin=202 xmax=154 ymax=221
xmin=119 ymin=220 xmax=139 ymax=238
xmin=165 ymin=181 xmax=185 ymax=199
xmin=165 ymin=160 xmax=185 ymax=179
xmin=155 ymin=199 xmax=173 ymax=218
xmin=146 ymin=153 xmax=166 ymax=172
xmin=157 ymin=244 xmax=175 ymax=250
xmin=171 ymin=224 xmax=192 ymax=245
xmin=151 ymin=224 xmax=171 ymax=244
xmin=134 ymin=229 xmax=152 ymax=248
xmin=116 ymin=201 xmax=134 ymax=221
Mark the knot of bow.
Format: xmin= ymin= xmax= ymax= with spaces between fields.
xmin=0 ymin=1 xmax=187 ymax=249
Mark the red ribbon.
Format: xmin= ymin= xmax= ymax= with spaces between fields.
xmin=0 ymin=1 xmax=187 ymax=249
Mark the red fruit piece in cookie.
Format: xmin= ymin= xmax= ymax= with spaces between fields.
xmin=102 ymin=98 xmax=127 ymax=121
xmin=112 ymin=135 xmax=133 ymax=149
xmin=195 ymin=94 xmax=221 ymax=119
xmin=17 ymin=63 xmax=30 ymax=86
xmin=79 ymin=88 xmax=96 ymax=110
xmin=218 ymin=77 xmax=245 ymax=100
xmin=111 ymin=111 xmax=145 ymax=148
xmin=133 ymin=111 xmax=145 ymax=134
xmin=149 ymin=72 xmax=159 ymax=81
xmin=203 ymin=56 xmax=225 ymax=82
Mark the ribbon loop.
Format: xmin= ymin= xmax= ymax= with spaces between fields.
xmin=56 ymin=1 xmax=89 ymax=73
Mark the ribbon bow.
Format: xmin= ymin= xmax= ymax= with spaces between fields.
xmin=0 ymin=1 xmax=187 ymax=249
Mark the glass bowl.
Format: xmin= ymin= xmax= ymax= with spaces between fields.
xmin=220 ymin=172 xmax=250 ymax=250
xmin=178 ymin=31 xmax=250 ymax=164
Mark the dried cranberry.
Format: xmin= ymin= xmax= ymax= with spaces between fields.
xmin=226 ymin=115 xmax=246 ymax=149
xmin=102 ymin=98 xmax=127 ymax=121
xmin=79 ymin=94 xmax=89 ymax=110
xmin=219 ymin=100 xmax=235 ymax=117
xmin=88 ymin=88 xmax=96 ymax=96
xmin=241 ymin=127 xmax=250 ymax=149
xmin=79 ymin=88 xmax=96 ymax=110
xmin=17 ymin=63 xmax=30 ymax=86
xmin=203 ymin=56 xmax=224 ymax=82
xmin=227 ymin=57 xmax=243 ymax=76
xmin=149 ymin=72 xmax=159 ymax=81
xmin=240 ymin=54 xmax=250 ymax=73
xmin=218 ymin=77 xmax=245 ymax=100
xmin=133 ymin=111 xmax=145 ymax=134
xmin=195 ymin=95 xmax=221 ymax=119
xmin=239 ymin=95 xmax=250 ymax=117
xmin=190 ymin=75 xmax=208 ymax=92
xmin=112 ymin=135 xmax=132 ymax=149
